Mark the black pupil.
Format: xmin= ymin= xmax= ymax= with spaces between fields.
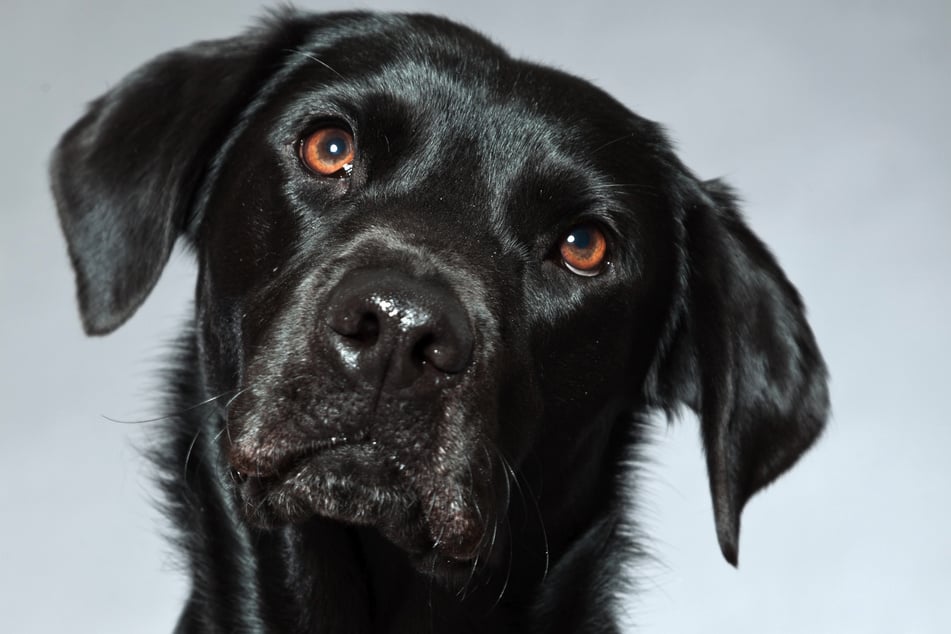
xmin=567 ymin=228 xmax=592 ymax=250
xmin=323 ymin=134 xmax=348 ymax=159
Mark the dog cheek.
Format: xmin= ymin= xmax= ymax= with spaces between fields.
xmin=399 ymin=396 xmax=498 ymax=559
xmin=195 ymin=296 xmax=244 ymax=397
xmin=418 ymin=432 xmax=497 ymax=561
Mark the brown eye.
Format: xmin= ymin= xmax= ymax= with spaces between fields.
xmin=559 ymin=224 xmax=608 ymax=276
xmin=299 ymin=127 xmax=354 ymax=177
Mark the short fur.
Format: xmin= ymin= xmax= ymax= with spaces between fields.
xmin=51 ymin=10 xmax=828 ymax=633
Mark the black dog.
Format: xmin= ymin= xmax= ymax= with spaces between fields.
xmin=52 ymin=10 xmax=828 ymax=633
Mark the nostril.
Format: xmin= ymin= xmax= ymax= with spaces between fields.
xmin=411 ymin=332 xmax=436 ymax=367
xmin=414 ymin=328 xmax=471 ymax=374
xmin=324 ymin=269 xmax=475 ymax=391
xmin=329 ymin=308 xmax=380 ymax=346
xmin=352 ymin=312 xmax=380 ymax=345
xmin=427 ymin=342 xmax=470 ymax=374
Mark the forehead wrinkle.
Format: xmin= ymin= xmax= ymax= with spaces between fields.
xmin=382 ymin=65 xmax=490 ymax=186
xmin=480 ymin=102 xmax=592 ymax=244
xmin=299 ymin=57 xmax=504 ymax=196
xmin=362 ymin=74 xmax=592 ymax=257
xmin=287 ymin=19 xmax=536 ymax=194
xmin=289 ymin=28 xmax=603 ymax=252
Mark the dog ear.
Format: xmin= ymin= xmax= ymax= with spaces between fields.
xmin=50 ymin=14 xmax=314 ymax=335
xmin=651 ymin=177 xmax=829 ymax=566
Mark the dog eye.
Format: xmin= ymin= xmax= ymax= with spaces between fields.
xmin=559 ymin=224 xmax=608 ymax=276
xmin=299 ymin=127 xmax=355 ymax=177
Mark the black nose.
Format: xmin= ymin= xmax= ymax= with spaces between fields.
xmin=325 ymin=269 xmax=474 ymax=392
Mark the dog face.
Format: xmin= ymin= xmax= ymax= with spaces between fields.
xmin=52 ymin=11 xmax=827 ymax=577
xmin=196 ymin=19 xmax=678 ymax=567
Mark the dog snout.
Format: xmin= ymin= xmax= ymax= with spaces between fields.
xmin=325 ymin=269 xmax=473 ymax=392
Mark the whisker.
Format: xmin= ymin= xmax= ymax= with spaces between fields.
xmin=485 ymin=518 xmax=500 ymax=571
xmin=252 ymin=494 xmax=271 ymax=520
xmin=427 ymin=488 xmax=440 ymax=520
xmin=490 ymin=518 xmax=514 ymax=609
xmin=493 ymin=446 xmax=525 ymax=526
xmin=182 ymin=427 xmax=202 ymax=482
xmin=427 ymin=550 xmax=437 ymax=634
xmin=101 ymin=389 xmax=243 ymax=425
xmin=583 ymin=182 xmax=658 ymax=193
xmin=212 ymin=425 xmax=229 ymax=444
xmin=496 ymin=446 xmax=549 ymax=581
xmin=458 ymin=551 xmax=481 ymax=600
xmin=223 ymin=386 xmax=251 ymax=410
xmin=484 ymin=444 xmax=510 ymax=567
xmin=285 ymin=48 xmax=344 ymax=79
xmin=520 ymin=466 xmax=550 ymax=580
xmin=432 ymin=516 xmax=449 ymax=549
xmin=579 ymin=182 xmax=661 ymax=199
xmin=592 ymin=132 xmax=634 ymax=154
xmin=221 ymin=386 xmax=253 ymax=448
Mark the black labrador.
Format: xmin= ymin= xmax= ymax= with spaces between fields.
xmin=51 ymin=10 xmax=828 ymax=633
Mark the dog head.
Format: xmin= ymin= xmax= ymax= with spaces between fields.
xmin=52 ymin=11 xmax=827 ymax=574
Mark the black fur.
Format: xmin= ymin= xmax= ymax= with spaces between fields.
xmin=51 ymin=10 xmax=828 ymax=633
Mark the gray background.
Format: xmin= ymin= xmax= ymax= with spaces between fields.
xmin=2 ymin=0 xmax=948 ymax=632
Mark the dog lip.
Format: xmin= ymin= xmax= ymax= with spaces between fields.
xmin=236 ymin=443 xmax=423 ymax=532
xmin=233 ymin=440 xmax=490 ymax=564
xmin=432 ymin=529 xmax=485 ymax=562
xmin=229 ymin=434 xmax=368 ymax=479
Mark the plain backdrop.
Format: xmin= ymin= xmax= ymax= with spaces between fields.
xmin=2 ymin=1 xmax=949 ymax=632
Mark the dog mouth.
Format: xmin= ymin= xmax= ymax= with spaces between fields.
xmin=230 ymin=436 xmax=493 ymax=564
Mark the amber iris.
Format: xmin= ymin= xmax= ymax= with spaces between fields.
xmin=300 ymin=127 xmax=355 ymax=176
xmin=560 ymin=224 xmax=608 ymax=276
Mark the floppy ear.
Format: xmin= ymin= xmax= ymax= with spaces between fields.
xmin=652 ymin=177 xmax=829 ymax=566
xmin=50 ymin=14 xmax=315 ymax=335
